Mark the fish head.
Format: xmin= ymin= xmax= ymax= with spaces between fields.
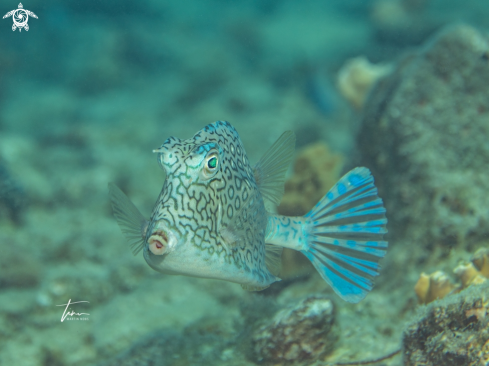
xmin=143 ymin=121 xmax=256 ymax=277
xmin=154 ymin=136 xmax=223 ymax=183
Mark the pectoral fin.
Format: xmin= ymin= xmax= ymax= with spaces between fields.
xmin=108 ymin=183 xmax=149 ymax=255
xmin=264 ymin=243 xmax=282 ymax=277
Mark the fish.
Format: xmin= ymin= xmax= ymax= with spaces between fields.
xmin=109 ymin=121 xmax=388 ymax=303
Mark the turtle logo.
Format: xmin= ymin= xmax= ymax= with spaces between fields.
xmin=3 ymin=3 xmax=37 ymax=32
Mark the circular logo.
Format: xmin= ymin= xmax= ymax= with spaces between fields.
xmin=12 ymin=9 xmax=28 ymax=28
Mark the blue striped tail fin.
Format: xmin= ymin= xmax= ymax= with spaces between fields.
xmin=301 ymin=167 xmax=388 ymax=303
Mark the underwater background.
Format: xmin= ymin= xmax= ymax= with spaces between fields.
xmin=1 ymin=0 xmax=489 ymax=365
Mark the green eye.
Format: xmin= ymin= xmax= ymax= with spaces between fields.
xmin=207 ymin=157 xmax=217 ymax=169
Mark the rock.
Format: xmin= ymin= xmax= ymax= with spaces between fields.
xmin=403 ymin=282 xmax=489 ymax=366
xmin=36 ymin=265 xmax=115 ymax=309
xmin=91 ymin=277 xmax=237 ymax=359
xmin=0 ymin=250 xmax=41 ymax=288
xmin=358 ymin=24 xmax=489 ymax=255
xmin=252 ymin=295 xmax=338 ymax=365
xmin=0 ymin=159 xmax=26 ymax=223
xmin=370 ymin=0 xmax=439 ymax=49
xmin=98 ymin=330 xmax=235 ymax=366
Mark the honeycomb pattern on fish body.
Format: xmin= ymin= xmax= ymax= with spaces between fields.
xmin=150 ymin=121 xmax=270 ymax=281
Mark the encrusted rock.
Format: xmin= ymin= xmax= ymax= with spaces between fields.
xmin=358 ymin=24 xmax=489 ymax=255
xmin=403 ymin=282 xmax=489 ymax=366
xmin=252 ymin=295 xmax=338 ymax=365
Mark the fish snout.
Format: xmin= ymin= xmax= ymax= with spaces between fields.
xmin=147 ymin=222 xmax=179 ymax=255
xmin=148 ymin=230 xmax=169 ymax=255
xmin=153 ymin=144 xmax=178 ymax=169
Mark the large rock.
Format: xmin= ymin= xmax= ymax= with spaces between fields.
xmin=358 ymin=24 xmax=489 ymax=254
xmin=252 ymin=295 xmax=338 ymax=365
xmin=403 ymin=282 xmax=489 ymax=366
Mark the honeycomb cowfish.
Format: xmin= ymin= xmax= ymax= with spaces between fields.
xmin=109 ymin=121 xmax=388 ymax=303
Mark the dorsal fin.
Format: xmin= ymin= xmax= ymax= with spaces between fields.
xmin=253 ymin=131 xmax=296 ymax=209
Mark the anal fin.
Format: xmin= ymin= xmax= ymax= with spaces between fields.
xmin=265 ymin=243 xmax=282 ymax=277
xmin=241 ymin=284 xmax=270 ymax=291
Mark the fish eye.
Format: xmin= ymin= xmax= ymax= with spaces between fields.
xmin=207 ymin=156 xmax=217 ymax=169
xmin=201 ymin=152 xmax=219 ymax=180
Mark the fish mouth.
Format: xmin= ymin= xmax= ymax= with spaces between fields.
xmin=148 ymin=230 xmax=169 ymax=255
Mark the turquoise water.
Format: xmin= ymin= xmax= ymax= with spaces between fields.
xmin=1 ymin=1 xmax=489 ymax=365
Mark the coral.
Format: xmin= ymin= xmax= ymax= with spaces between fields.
xmin=337 ymin=56 xmax=392 ymax=109
xmin=415 ymin=247 xmax=489 ymax=304
xmin=403 ymin=282 xmax=489 ymax=366
xmin=277 ymin=142 xmax=343 ymax=217
xmin=252 ymin=295 xmax=338 ymax=365
xmin=358 ymin=25 xmax=489 ymax=259
xmin=414 ymin=271 xmax=458 ymax=305
xmin=454 ymin=262 xmax=487 ymax=289
xmin=472 ymin=248 xmax=489 ymax=277
xmin=453 ymin=248 xmax=489 ymax=289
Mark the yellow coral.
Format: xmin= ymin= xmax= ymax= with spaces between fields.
xmin=472 ymin=248 xmax=489 ymax=277
xmin=337 ymin=56 xmax=392 ymax=109
xmin=414 ymin=273 xmax=430 ymax=304
xmin=414 ymin=271 xmax=458 ymax=304
xmin=454 ymin=262 xmax=487 ymax=288
xmin=277 ymin=142 xmax=343 ymax=217
xmin=415 ymin=247 xmax=489 ymax=305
